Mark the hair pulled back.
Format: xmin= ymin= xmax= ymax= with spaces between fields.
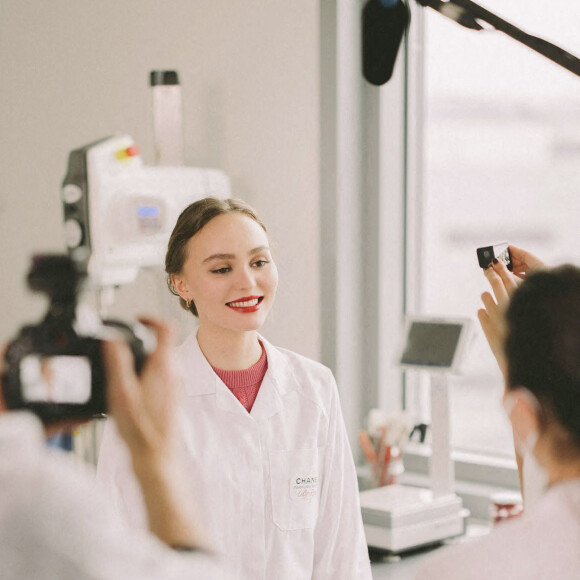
xmin=165 ymin=197 xmax=267 ymax=317
xmin=505 ymin=265 xmax=580 ymax=456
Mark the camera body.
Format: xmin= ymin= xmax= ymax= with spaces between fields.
xmin=476 ymin=242 xmax=513 ymax=271
xmin=1 ymin=255 xmax=150 ymax=425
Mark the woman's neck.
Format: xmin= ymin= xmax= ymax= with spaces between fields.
xmin=196 ymin=326 xmax=262 ymax=370
xmin=537 ymin=429 xmax=580 ymax=488
xmin=546 ymin=458 xmax=580 ymax=487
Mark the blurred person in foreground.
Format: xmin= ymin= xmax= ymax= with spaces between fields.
xmin=0 ymin=317 xmax=234 ymax=580
xmin=417 ymin=255 xmax=580 ymax=579
xmin=480 ymin=245 xmax=548 ymax=502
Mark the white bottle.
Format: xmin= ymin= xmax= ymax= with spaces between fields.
xmin=150 ymin=70 xmax=184 ymax=166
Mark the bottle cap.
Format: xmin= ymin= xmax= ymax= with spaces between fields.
xmin=149 ymin=70 xmax=180 ymax=86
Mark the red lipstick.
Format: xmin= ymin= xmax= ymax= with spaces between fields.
xmin=226 ymin=296 xmax=264 ymax=313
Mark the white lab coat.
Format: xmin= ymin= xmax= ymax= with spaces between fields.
xmin=0 ymin=411 xmax=234 ymax=580
xmin=415 ymin=478 xmax=580 ymax=580
xmin=97 ymin=332 xmax=372 ymax=580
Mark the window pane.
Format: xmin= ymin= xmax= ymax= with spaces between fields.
xmin=414 ymin=0 xmax=580 ymax=456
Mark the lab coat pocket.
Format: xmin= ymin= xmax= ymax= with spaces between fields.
xmin=269 ymin=447 xmax=321 ymax=531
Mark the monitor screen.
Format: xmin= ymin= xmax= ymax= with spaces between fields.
xmin=20 ymin=355 xmax=91 ymax=404
xmin=400 ymin=321 xmax=464 ymax=368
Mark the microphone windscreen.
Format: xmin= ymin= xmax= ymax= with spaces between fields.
xmin=362 ymin=0 xmax=411 ymax=86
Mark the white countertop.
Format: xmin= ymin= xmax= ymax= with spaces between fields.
xmin=370 ymin=522 xmax=490 ymax=579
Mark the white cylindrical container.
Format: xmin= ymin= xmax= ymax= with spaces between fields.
xmin=150 ymin=70 xmax=184 ymax=166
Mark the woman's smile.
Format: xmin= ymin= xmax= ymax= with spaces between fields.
xmin=226 ymin=296 xmax=264 ymax=312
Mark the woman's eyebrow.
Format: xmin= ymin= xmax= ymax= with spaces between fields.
xmin=249 ymin=246 xmax=270 ymax=255
xmin=202 ymin=247 xmax=269 ymax=264
xmin=202 ymin=253 xmax=235 ymax=264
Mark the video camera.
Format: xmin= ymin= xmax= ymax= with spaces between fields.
xmin=1 ymin=255 xmax=153 ymax=425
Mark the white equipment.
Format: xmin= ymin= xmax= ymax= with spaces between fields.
xmin=360 ymin=316 xmax=472 ymax=554
xmin=61 ymin=134 xmax=230 ymax=287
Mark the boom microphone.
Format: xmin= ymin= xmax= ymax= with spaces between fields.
xmin=362 ymin=0 xmax=411 ymax=86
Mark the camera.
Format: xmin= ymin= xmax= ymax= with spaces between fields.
xmin=476 ymin=242 xmax=513 ymax=271
xmin=1 ymin=255 xmax=151 ymax=425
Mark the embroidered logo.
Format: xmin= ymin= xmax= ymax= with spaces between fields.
xmin=291 ymin=474 xmax=319 ymax=500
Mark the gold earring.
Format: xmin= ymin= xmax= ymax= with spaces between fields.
xmin=186 ymin=298 xmax=192 ymax=309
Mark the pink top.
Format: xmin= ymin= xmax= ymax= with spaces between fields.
xmin=211 ymin=343 xmax=268 ymax=412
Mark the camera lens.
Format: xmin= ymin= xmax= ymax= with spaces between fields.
xmin=484 ymin=251 xmax=490 ymax=258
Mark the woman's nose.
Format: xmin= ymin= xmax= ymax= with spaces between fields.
xmin=235 ymin=266 xmax=255 ymax=289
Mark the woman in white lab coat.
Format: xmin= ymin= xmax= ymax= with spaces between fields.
xmin=97 ymin=198 xmax=372 ymax=580
xmin=416 ymin=263 xmax=580 ymax=580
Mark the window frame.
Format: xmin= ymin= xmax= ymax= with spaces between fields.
xmin=394 ymin=2 xmax=521 ymax=504
xmin=319 ymin=0 xmax=521 ymax=504
xmin=396 ymin=0 xmax=580 ymax=511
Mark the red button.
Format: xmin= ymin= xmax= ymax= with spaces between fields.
xmin=115 ymin=145 xmax=140 ymax=161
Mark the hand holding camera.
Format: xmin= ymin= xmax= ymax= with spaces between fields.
xmin=505 ymin=245 xmax=545 ymax=278
xmin=103 ymin=316 xmax=179 ymax=466
xmin=476 ymin=244 xmax=545 ymax=378
xmin=99 ymin=317 xmax=208 ymax=550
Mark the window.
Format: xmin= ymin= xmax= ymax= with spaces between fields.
xmin=319 ymin=0 xmax=578 ymax=481
xmin=405 ymin=0 xmax=580 ymax=457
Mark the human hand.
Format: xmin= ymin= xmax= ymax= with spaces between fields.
xmin=103 ymin=318 xmax=211 ymax=549
xmin=477 ymin=259 xmax=522 ymax=377
xmin=102 ymin=316 xmax=178 ymax=467
xmin=509 ymin=245 xmax=545 ymax=279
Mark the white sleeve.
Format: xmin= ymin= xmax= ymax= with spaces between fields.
xmin=2 ymin=444 xmax=236 ymax=580
xmin=96 ymin=416 xmax=149 ymax=530
xmin=312 ymin=369 xmax=373 ymax=580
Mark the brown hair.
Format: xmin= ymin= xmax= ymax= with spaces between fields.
xmin=505 ymin=265 xmax=580 ymax=459
xmin=165 ymin=197 xmax=267 ymax=316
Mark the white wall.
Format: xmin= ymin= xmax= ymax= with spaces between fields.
xmin=0 ymin=1 xmax=320 ymax=358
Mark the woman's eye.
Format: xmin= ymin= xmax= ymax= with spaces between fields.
xmin=252 ymin=259 xmax=269 ymax=268
xmin=211 ymin=267 xmax=231 ymax=274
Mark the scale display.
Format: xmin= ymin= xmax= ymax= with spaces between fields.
xmin=398 ymin=317 xmax=471 ymax=372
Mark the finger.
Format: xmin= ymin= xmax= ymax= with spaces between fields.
xmin=137 ymin=316 xmax=175 ymax=357
xmin=477 ymin=308 xmax=507 ymax=376
xmin=477 ymin=308 xmax=490 ymax=333
xmin=491 ymin=260 xmax=520 ymax=296
xmin=480 ymin=290 xmax=498 ymax=311
xmin=480 ymin=290 xmax=505 ymax=326
xmin=508 ymin=245 xmax=545 ymax=274
xmin=102 ymin=339 xmax=138 ymax=412
xmin=507 ymin=245 xmax=531 ymax=278
xmin=483 ymin=267 xmax=510 ymax=306
xmin=507 ymin=245 xmax=526 ymax=272
xmin=477 ymin=308 xmax=496 ymax=346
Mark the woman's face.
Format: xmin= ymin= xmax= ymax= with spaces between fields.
xmin=172 ymin=212 xmax=278 ymax=335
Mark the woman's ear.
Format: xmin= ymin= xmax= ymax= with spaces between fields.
xmin=504 ymin=389 xmax=541 ymax=447
xmin=171 ymin=274 xmax=189 ymax=301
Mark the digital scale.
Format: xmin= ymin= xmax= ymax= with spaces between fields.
xmin=360 ymin=316 xmax=472 ymax=554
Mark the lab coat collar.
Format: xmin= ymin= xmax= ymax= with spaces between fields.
xmin=177 ymin=332 xmax=296 ymax=420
